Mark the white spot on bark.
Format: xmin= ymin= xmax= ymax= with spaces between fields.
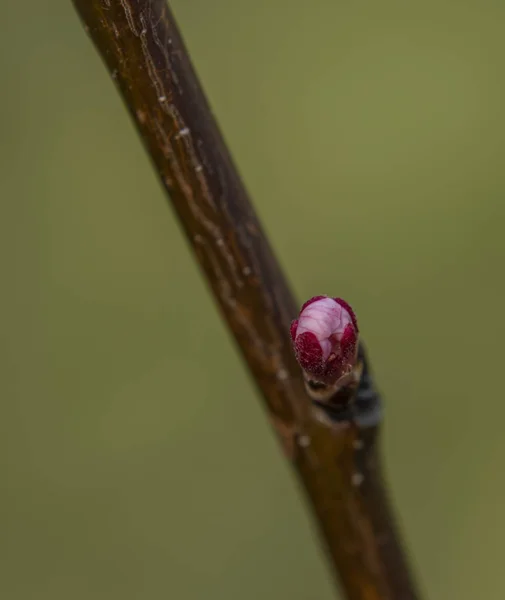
xmin=352 ymin=472 xmax=364 ymax=487
xmin=298 ymin=435 xmax=311 ymax=448
xmin=276 ymin=368 xmax=288 ymax=381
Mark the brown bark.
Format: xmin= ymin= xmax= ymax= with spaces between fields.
xmin=71 ymin=1 xmax=422 ymax=598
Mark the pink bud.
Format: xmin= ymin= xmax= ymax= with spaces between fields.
xmin=290 ymin=296 xmax=359 ymax=385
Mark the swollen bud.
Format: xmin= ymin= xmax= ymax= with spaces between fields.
xmin=291 ymin=296 xmax=359 ymax=387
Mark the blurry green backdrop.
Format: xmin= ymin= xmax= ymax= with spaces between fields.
xmin=2 ymin=1 xmax=504 ymax=599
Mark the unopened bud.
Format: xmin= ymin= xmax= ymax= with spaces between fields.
xmin=290 ymin=296 xmax=359 ymax=387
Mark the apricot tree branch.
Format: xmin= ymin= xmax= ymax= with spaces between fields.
xmin=71 ymin=1 xmax=422 ymax=599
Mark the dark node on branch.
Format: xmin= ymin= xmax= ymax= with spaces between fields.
xmin=310 ymin=344 xmax=382 ymax=427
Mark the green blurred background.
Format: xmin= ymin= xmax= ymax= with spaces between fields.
xmin=2 ymin=1 xmax=504 ymax=599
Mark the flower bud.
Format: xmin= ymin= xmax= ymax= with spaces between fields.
xmin=290 ymin=296 xmax=359 ymax=386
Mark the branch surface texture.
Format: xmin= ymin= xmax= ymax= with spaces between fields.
xmin=72 ymin=1 xmax=422 ymax=599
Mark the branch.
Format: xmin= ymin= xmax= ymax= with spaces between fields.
xmin=71 ymin=1 xmax=422 ymax=598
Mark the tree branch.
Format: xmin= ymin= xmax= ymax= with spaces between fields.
xmin=71 ymin=1 xmax=422 ymax=598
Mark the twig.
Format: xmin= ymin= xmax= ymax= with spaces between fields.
xmin=71 ymin=1 xmax=422 ymax=598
